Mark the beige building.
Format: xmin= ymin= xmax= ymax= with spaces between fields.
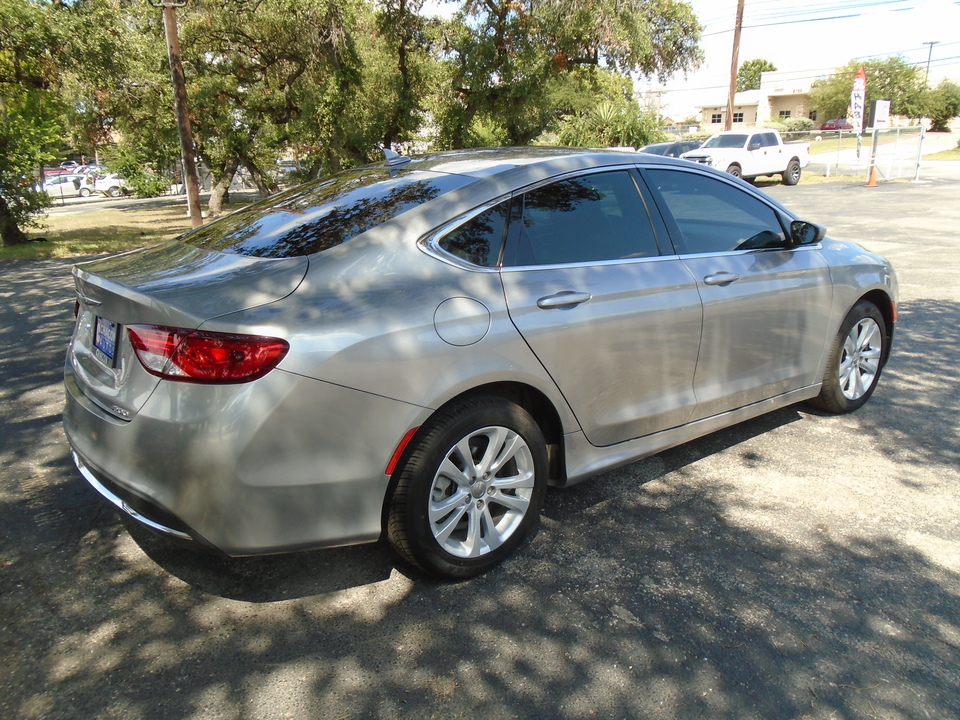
xmin=698 ymin=70 xmax=820 ymax=128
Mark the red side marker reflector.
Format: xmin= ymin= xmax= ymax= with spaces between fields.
xmin=385 ymin=426 xmax=420 ymax=476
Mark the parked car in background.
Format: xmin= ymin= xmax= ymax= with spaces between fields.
xmin=93 ymin=173 xmax=128 ymax=197
xmin=64 ymin=147 xmax=897 ymax=580
xmin=41 ymin=173 xmax=94 ymax=198
xmin=637 ymin=140 xmax=703 ymax=158
xmin=820 ymin=119 xmax=854 ymax=131
xmin=681 ymin=129 xmax=810 ymax=185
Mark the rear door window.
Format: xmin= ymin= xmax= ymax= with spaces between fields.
xmin=504 ymin=170 xmax=661 ymax=266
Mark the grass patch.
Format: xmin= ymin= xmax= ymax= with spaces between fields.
xmin=1 ymin=199 xmax=252 ymax=261
xmin=809 ymin=136 xmax=867 ymax=155
xmin=925 ymin=146 xmax=960 ymax=160
xmin=3 ymin=205 xmax=192 ymax=261
xmin=808 ymin=132 xmax=922 ymax=156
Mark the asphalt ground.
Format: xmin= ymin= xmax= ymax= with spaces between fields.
xmin=1 ymin=174 xmax=958 ymax=720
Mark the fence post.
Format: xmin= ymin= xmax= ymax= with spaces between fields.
xmin=913 ymin=125 xmax=926 ymax=182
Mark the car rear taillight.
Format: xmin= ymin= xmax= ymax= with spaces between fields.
xmin=127 ymin=325 xmax=289 ymax=384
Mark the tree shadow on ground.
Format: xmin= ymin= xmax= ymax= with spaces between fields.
xmin=3 ymin=262 xmax=958 ymax=720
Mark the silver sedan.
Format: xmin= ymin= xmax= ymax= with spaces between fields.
xmin=63 ymin=147 xmax=897 ymax=579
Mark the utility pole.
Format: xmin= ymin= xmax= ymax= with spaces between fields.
xmin=725 ymin=0 xmax=746 ymax=131
xmin=923 ymin=40 xmax=940 ymax=84
xmin=151 ymin=0 xmax=203 ymax=228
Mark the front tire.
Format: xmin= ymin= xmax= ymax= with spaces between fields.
xmin=726 ymin=164 xmax=742 ymax=179
xmin=78 ymin=187 xmax=91 ymax=197
xmin=387 ymin=395 xmax=548 ymax=579
xmin=782 ymin=159 xmax=802 ymax=185
xmin=809 ymin=301 xmax=887 ymax=413
xmin=107 ymin=186 xmax=121 ymax=198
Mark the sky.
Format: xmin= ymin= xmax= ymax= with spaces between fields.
xmin=653 ymin=0 xmax=960 ymax=118
xmin=421 ymin=0 xmax=960 ymax=119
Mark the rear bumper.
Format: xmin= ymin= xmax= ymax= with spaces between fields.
xmin=63 ymin=361 xmax=426 ymax=555
xmin=72 ymin=450 xmax=202 ymax=544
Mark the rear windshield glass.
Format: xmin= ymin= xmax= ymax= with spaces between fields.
xmin=179 ymin=167 xmax=472 ymax=258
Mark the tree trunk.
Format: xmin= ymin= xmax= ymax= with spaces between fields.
xmin=240 ymin=155 xmax=278 ymax=197
xmin=207 ymin=157 xmax=239 ymax=218
xmin=0 ymin=196 xmax=29 ymax=247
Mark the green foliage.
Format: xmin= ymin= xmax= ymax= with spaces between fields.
xmin=101 ymin=146 xmax=174 ymax=198
xmin=783 ymin=117 xmax=815 ymax=132
xmin=0 ymin=0 xmax=64 ymax=245
xmin=543 ymin=67 xmax=665 ymax=148
xmin=433 ymin=0 xmax=703 ymax=148
xmin=810 ymin=57 xmax=925 ymax=122
xmin=922 ymin=79 xmax=960 ymax=133
xmin=11 ymin=0 xmax=708 ymax=230
xmin=737 ymin=59 xmax=777 ymax=92
xmin=555 ymin=100 xmax=665 ymax=149
xmin=53 ymin=0 xmax=153 ymax=158
xmin=760 ymin=121 xmax=788 ymax=132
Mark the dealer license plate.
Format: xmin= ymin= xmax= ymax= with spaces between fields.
xmin=93 ymin=316 xmax=120 ymax=367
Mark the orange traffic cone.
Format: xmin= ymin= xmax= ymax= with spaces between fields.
xmin=866 ymin=166 xmax=878 ymax=187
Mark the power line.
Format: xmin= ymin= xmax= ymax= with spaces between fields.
xmin=698 ymin=0 xmax=915 ymax=26
xmin=656 ymin=55 xmax=960 ymax=97
xmin=700 ymin=0 xmax=919 ymax=36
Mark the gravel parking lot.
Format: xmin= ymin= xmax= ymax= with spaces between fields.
xmin=1 ymin=175 xmax=958 ymax=720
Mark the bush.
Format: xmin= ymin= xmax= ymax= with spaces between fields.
xmin=759 ymin=121 xmax=788 ymax=132
xmin=101 ymin=145 xmax=177 ymax=198
xmin=784 ymin=117 xmax=815 ymax=132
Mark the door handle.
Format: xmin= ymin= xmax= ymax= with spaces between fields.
xmin=536 ymin=291 xmax=592 ymax=309
xmin=703 ymin=272 xmax=740 ymax=286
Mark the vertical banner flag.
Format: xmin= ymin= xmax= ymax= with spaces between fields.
xmin=851 ymin=67 xmax=867 ymax=136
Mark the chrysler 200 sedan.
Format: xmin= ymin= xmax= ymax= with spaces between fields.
xmin=63 ymin=147 xmax=897 ymax=579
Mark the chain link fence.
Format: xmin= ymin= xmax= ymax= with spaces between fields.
xmin=782 ymin=126 xmax=928 ymax=181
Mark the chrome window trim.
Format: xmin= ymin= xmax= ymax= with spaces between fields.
xmin=418 ymin=195 xmax=513 ymax=273
xmin=503 ymin=165 xmax=666 ymax=269
xmin=674 ymin=243 xmax=824 ymax=261
xmin=500 ymin=253 xmax=683 ymax=273
xmin=420 ymin=162 xmax=648 ymax=272
xmin=635 ymin=163 xmax=807 ymax=254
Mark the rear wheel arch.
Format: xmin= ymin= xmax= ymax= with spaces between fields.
xmin=380 ymin=382 xmax=566 ymax=530
xmin=384 ymin=389 xmax=555 ymax=577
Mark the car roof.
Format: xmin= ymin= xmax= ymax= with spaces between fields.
xmin=380 ymin=146 xmax=692 ymax=186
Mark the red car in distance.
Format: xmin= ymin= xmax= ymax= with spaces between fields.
xmin=820 ymin=119 xmax=855 ymax=131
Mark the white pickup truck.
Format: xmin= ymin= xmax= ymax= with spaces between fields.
xmin=681 ymin=129 xmax=809 ymax=185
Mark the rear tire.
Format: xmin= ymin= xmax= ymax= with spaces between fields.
xmin=809 ymin=301 xmax=886 ymax=414
xmin=782 ymin=159 xmax=802 ymax=185
xmin=387 ymin=395 xmax=548 ymax=579
xmin=79 ymin=187 xmax=91 ymax=197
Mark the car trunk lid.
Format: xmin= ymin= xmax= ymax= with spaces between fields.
xmin=68 ymin=242 xmax=307 ymax=420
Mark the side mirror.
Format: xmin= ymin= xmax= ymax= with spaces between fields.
xmin=790 ymin=220 xmax=826 ymax=246
xmin=747 ymin=142 xmax=761 ymax=151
